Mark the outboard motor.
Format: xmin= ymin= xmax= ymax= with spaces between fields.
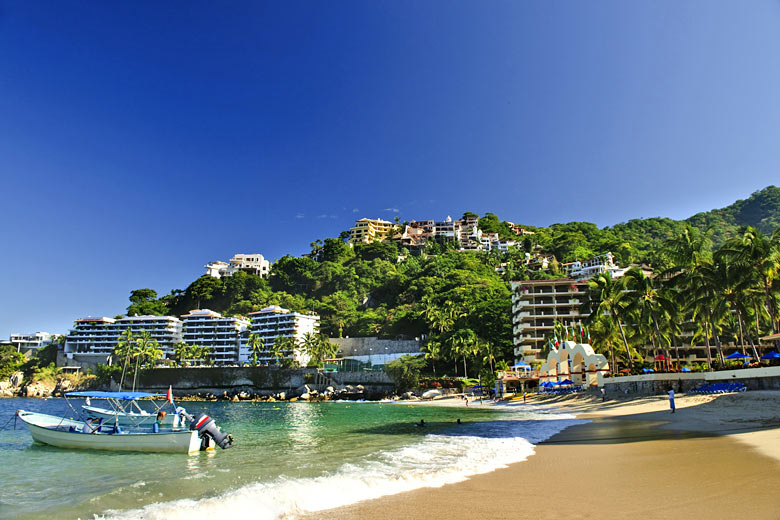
xmin=190 ymin=413 xmax=234 ymax=450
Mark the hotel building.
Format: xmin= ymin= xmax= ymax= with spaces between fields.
xmin=510 ymin=279 xmax=589 ymax=364
xmin=244 ymin=306 xmax=320 ymax=366
xmin=349 ymin=218 xmax=395 ymax=244
xmin=181 ymin=309 xmax=250 ymax=365
xmin=64 ymin=316 xmax=183 ymax=357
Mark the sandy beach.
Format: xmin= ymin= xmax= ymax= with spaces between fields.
xmin=304 ymin=391 xmax=780 ymax=519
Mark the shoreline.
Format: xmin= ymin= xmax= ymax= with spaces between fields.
xmin=303 ymin=391 xmax=780 ymax=519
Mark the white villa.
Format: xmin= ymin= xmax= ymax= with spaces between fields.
xmin=205 ymin=254 xmax=270 ymax=279
xmin=9 ymin=332 xmax=55 ymax=353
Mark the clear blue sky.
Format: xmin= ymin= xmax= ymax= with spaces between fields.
xmin=2 ymin=1 xmax=780 ymax=337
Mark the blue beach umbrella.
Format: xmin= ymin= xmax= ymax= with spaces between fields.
xmin=681 ymin=367 xmax=692 ymax=372
xmin=725 ymin=352 xmax=750 ymax=360
xmin=760 ymin=351 xmax=780 ymax=360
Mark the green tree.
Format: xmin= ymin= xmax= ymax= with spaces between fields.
xmin=385 ymin=354 xmax=426 ymax=392
xmin=247 ymin=333 xmax=265 ymax=366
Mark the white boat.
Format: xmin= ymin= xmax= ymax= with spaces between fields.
xmin=16 ymin=410 xmax=204 ymax=454
xmin=72 ymin=390 xmax=183 ymax=427
xmin=16 ymin=390 xmax=234 ymax=454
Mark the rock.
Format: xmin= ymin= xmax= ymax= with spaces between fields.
xmin=239 ymin=392 xmax=250 ymax=400
xmin=300 ymin=393 xmax=310 ymax=401
xmin=422 ymin=389 xmax=442 ymax=399
xmin=267 ymin=396 xmax=276 ymax=402
xmin=232 ymin=395 xmax=240 ymax=402
xmin=326 ymin=386 xmax=334 ymax=394
xmin=401 ymin=391 xmax=414 ymax=400
xmin=356 ymin=385 xmax=365 ymax=392
xmin=278 ymin=392 xmax=286 ymax=401
xmin=290 ymin=397 xmax=298 ymax=402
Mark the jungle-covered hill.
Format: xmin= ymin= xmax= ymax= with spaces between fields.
xmin=126 ymin=185 xmax=780 ymax=362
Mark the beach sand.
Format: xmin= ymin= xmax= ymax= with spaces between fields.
xmin=303 ymin=391 xmax=780 ymax=519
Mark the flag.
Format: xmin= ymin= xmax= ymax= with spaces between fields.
xmin=580 ymin=323 xmax=585 ymax=337
xmin=166 ymin=385 xmax=174 ymax=405
xmin=564 ymin=327 xmax=569 ymax=341
xmin=587 ymin=326 xmax=591 ymax=342
xmin=554 ymin=334 xmax=559 ymax=347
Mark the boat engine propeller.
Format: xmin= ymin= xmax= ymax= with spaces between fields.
xmin=189 ymin=413 xmax=234 ymax=450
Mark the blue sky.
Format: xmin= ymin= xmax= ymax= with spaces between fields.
xmin=2 ymin=1 xmax=780 ymax=336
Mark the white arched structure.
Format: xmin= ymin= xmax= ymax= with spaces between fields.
xmin=539 ymin=341 xmax=610 ymax=388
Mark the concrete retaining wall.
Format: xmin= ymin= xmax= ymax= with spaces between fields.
xmin=329 ymin=337 xmax=421 ymax=357
xmin=603 ymin=366 xmax=780 ymax=396
xmin=124 ymin=366 xmax=394 ymax=397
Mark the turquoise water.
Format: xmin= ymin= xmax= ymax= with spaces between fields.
xmin=0 ymin=397 xmax=582 ymax=520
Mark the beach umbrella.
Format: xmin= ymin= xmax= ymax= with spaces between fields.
xmin=760 ymin=351 xmax=780 ymax=360
xmin=560 ymin=379 xmax=573 ymax=385
xmin=725 ymin=352 xmax=750 ymax=360
xmin=681 ymin=367 xmax=692 ymax=372
xmin=653 ymin=355 xmax=666 ymax=361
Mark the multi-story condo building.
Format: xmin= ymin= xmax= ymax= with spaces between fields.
xmin=181 ymin=309 xmax=249 ymax=365
xmin=64 ymin=316 xmax=183 ymax=357
xmin=9 ymin=332 xmax=55 ymax=353
xmin=204 ymin=254 xmax=270 ymax=279
xmin=244 ymin=306 xmax=319 ymax=366
xmin=349 ymin=218 xmax=395 ymax=244
xmin=510 ymin=279 xmax=589 ymax=364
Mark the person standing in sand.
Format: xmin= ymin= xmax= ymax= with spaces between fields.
xmin=668 ymin=388 xmax=675 ymax=413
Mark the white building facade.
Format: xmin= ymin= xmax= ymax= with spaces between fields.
xmin=64 ymin=316 xmax=183 ymax=358
xmin=205 ymin=254 xmax=270 ymax=278
xmin=510 ymin=279 xmax=589 ymax=364
xmin=244 ymin=306 xmax=320 ymax=366
xmin=181 ymin=309 xmax=249 ymax=365
xmin=9 ymin=332 xmax=55 ymax=353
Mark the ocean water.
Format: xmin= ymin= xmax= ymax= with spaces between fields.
xmin=0 ymin=397 xmax=584 ymax=520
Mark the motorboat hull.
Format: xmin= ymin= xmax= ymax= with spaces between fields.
xmin=17 ymin=410 xmax=205 ymax=454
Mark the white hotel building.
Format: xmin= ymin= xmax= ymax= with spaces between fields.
xmin=64 ymin=316 xmax=183 ymax=357
xmin=181 ymin=309 xmax=250 ymax=365
xmin=244 ymin=306 xmax=320 ymax=366
xmin=510 ymin=279 xmax=589 ymax=364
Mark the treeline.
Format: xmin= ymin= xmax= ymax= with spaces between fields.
xmin=582 ymin=225 xmax=780 ymax=371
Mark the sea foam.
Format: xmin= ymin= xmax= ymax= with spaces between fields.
xmin=104 ymin=407 xmax=585 ymax=520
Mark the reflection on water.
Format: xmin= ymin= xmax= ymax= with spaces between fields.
xmin=284 ymin=403 xmax=320 ymax=453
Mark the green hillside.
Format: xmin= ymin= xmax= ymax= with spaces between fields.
xmin=122 ymin=185 xmax=780 ymax=373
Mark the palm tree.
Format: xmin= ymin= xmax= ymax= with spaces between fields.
xmin=720 ymin=227 xmax=780 ymax=335
xmin=582 ymin=272 xmax=634 ymax=369
xmin=246 ymin=333 xmax=265 ymax=366
xmin=450 ymin=328 xmax=477 ymax=379
xmin=423 ymin=338 xmax=442 ymax=378
xmin=114 ymin=328 xmax=135 ymax=390
xmin=622 ymin=268 xmax=676 ymax=362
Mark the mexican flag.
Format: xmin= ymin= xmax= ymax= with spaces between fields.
xmin=167 ymin=386 xmax=175 ymax=406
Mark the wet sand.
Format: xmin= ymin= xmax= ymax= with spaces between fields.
xmin=303 ymin=392 xmax=780 ymax=519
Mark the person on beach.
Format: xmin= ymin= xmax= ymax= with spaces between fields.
xmin=415 ymin=419 xmax=425 ymax=427
xmin=668 ymin=388 xmax=675 ymax=413
xmin=456 ymin=418 xmax=462 ymax=424
xmin=601 ymin=388 xmax=606 ymax=402
xmin=523 ymin=392 xmax=526 ymax=404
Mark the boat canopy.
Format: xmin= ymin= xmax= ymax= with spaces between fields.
xmin=66 ymin=391 xmax=164 ymax=400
